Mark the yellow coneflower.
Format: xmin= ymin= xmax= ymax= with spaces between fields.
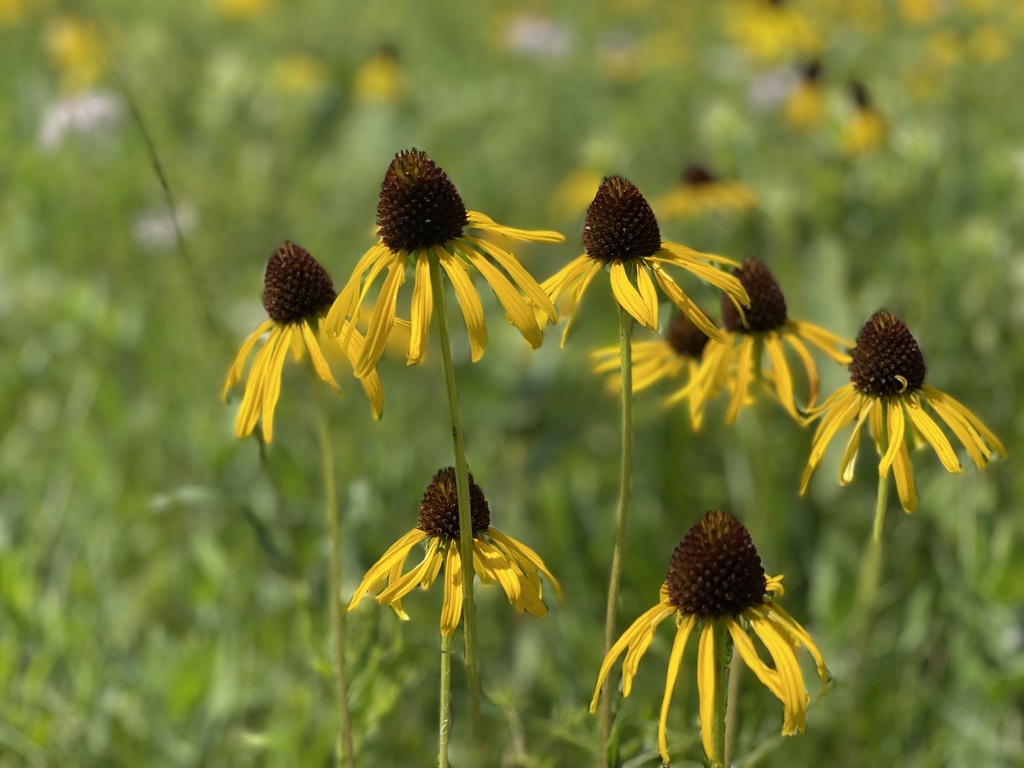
xmin=591 ymin=309 xmax=717 ymax=429
xmin=784 ymin=61 xmax=825 ymax=131
xmin=800 ymin=310 xmax=1005 ymax=513
xmin=352 ymin=44 xmax=407 ymax=105
xmin=269 ymin=52 xmax=330 ymax=97
xmin=542 ymin=176 xmax=748 ymax=345
xmin=655 ymin=164 xmax=758 ymax=220
xmin=212 ymin=0 xmax=271 ymax=21
xmin=325 ymin=149 xmax=563 ymax=376
xmin=222 ymin=241 xmax=383 ymax=443
xmin=45 ymin=16 xmax=107 ymax=93
xmin=695 ymin=259 xmax=851 ymax=424
xmin=841 ymin=81 xmax=887 ymax=157
xmin=349 ymin=467 xmax=562 ymax=636
xmin=592 ymin=510 xmax=829 ymax=765
xmin=726 ymin=0 xmax=821 ymax=64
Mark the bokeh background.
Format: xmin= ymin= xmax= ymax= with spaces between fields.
xmin=2 ymin=0 xmax=1022 ymax=765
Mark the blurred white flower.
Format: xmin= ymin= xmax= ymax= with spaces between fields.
xmin=132 ymin=203 xmax=199 ymax=251
xmin=503 ymin=13 xmax=571 ymax=60
xmin=748 ymin=66 xmax=798 ymax=110
xmin=38 ymin=88 xmax=123 ymax=151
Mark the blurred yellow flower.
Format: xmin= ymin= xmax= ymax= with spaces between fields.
xmin=784 ymin=61 xmax=825 ymax=130
xmin=352 ymin=45 xmax=407 ymax=105
xmin=801 ymin=311 xmax=1005 ymax=513
xmin=349 ymin=468 xmax=561 ymax=637
xmin=841 ymin=82 xmax=887 ymax=157
xmin=0 ymin=0 xmax=27 ymax=27
xmin=46 ymin=16 xmax=107 ymax=92
xmin=548 ymin=166 xmax=605 ymax=222
xmin=270 ymin=53 xmax=331 ymax=96
xmin=592 ymin=309 xmax=716 ymax=429
xmin=655 ymin=164 xmax=758 ymax=220
xmin=592 ymin=511 xmax=829 ymax=765
xmin=223 ymin=242 xmax=383 ymax=443
xmin=726 ymin=0 xmax=821 ymax=64
xmin=970 ymin=25 xmax=1010 ymax=63
xmin=899 ymin=0 xmax=941 ymax=25
xmin=213 ymin=0 xmax=271 ymax=21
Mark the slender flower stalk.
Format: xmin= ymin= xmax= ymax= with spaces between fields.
xmin=598 ymin=295 xmax=635 ymax=759
xmin=439 ymin=633 xmax=453 ymax=768
xmin=429 ymin=258 xmax=483 ymax=744
xmin=315 ymin=388 xmax=355 ymax=768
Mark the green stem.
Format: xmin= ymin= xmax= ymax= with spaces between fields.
xmin=598 ymin=300 xmax=635 ymax=765
xmin=429 ymin=257 xmax=483 ymax=749
xmin=315 ymin=388 xmax=355 ymax=768
xmin=438 ymin=633 xmax=453 ymax=768
xmin=724 ymin=648 xmax=742 ymax=767
xmin=711 ymin=621 xmax=729 ymax=768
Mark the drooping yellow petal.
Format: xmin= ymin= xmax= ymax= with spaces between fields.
xmin=728 ymin=617 xmax=786 ymax=701
xmin=485 ymin=528 xmax=562 ymax=602
xmin=635 ymin=264 xmax=660 ymax=329
xmin=650 ymin=266 xmax=724 ymax=341
xmin=609 ymin=260 xmax=657 ymax=329
xmin=376 ymin=537 xmax=443 ymax=605
xmin=921 ymin=384 xmax=1006 ymax=459
xmin=788 ymin=319 xmax=853 ymax=363
xmin=462 ymin=245 xmax=543 ymax=349
xmin=559 ymin=258 xmax=604 ymax=346
xmin=222 ymin=318 xmax=275 ymax=401
xmin=325 ymin=242 xmax=391 ymax=337
xmin=621 ymin=601 xmax=677 ymax=694
xmin=348 ymin=528 xmax=427 ymax=609
xmin=765 ymin=333 xmax=797 ymax=419
xmin=300 ymin=319 xmax=339 ymax=390
xmin=657 ymin=613 xmax=696 ymax=765
xmin=408 ymin=252 xmax=434 ymax=365
xmin=925 ymin=395 xmax=993 ymax=469
xmin=799 ymin=385 xmax=861 ymax=494
xmin=748 ymin=610 xmax=808 ymax=734
xmin=838 ymin=398 xmax=873 ymax=485
xmin=440 ymin=544 xmax=464 ymax=637
xmin=696 ymin=621 xmax=720 ymax=764
xmin=905 ymin=394 xmax=962 ymax=473
xmin=466 ymin=210 xmax=565 ymax=243
xmin=879 ymin=398 xmax=906 ymax=478
xmin=339 ymin=326 xmax=384 ymax=419
xmin=726 ymin=335 xmax=756 ymax=424
xmin=258 ymin=324 xmax=296 ymax=443
xmin=892 ymin=439 xmax=918 ymax=512
xmin=475 ymin=538 xmax=547 ymax=617
xmin=234 ymin=324 xmax=285 ymax=438
xmin=783 ymin=332 xmax=821 ymax=410
xmin=354 ymin=260 xmax=406 ymax=377
xmin=463 ymin=234 xmax=558 ymax=322
xmin=590 ymin=593 xmax=676 ymax=712
xmin=761 ymin=600 xmax=830 ymax=687
xmin=437 ymin=246 xmax=487 ymax=362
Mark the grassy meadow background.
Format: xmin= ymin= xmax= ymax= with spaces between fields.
xmin=2 ymin=0 xmax=1023 ymax=765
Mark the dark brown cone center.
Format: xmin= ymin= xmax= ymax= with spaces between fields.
xmin=849 ymin=310 xmax=926 ymax=396
xmin=666 ymin=510 xmax=766 ymax=618
xmin=416 ymin=467 xmax=491 ymax=540
xmin=720 ymin=259 xmax=787 ymax=333
xmin=582 ymin=176 xmax=662 ymax=264
xmin=262 ymin=241 xmax=337 ymax=324
xmin=665 ymin=310 xmax=711 ymax=359
xmin=376 ymin=149 xmax=469 ymax=253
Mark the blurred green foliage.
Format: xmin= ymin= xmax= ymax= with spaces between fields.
xmin=2 ymin=0 xmax=1022 ymax=766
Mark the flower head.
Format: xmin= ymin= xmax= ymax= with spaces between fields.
xmin=591 ymin=510 xmax=829 ymax=765
xmin=801 ymin=310 xmax=1005 ymax=512
xmin=655 ymin=164 xmax=758 ymax=220
xmin=325 ymin=149 xmax=563 ymax=376
xmin=784 ymin=60 xmax=824 ymax=130
xmin=222 ymin=242 xmax=383 ymax=442
xmin=694 ymin=258 xmax=851 ymax=424
xmin=842 ymin=81 xmax=887 ymax=157
xmin=726 ymin=0 xmax=821 ymax=64
xmin=592 ymin=309 xmax=716 ymax=429
xmin=352 ymin=44 xmax=407 ymax=105
xmin=543 ymin=176 xmax=749 ymax=345
xmin=349 ymin=468 xmax=562 ymax=636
